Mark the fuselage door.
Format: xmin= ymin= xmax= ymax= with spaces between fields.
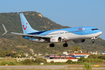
xmin=85 ymin=28 xmax=88 ymax=34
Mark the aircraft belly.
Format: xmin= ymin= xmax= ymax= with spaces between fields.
xmin=66 ymin=33 xmax=91 ymax=40
xmin=67 ymin=32 xmax=100 ymax=40
xmin=80 ymin=32 xmax=100 ymax=39
xmin=66 ymin=33 xmax=82 ymax=40
xmin=32 ymin=38 xmax=48 ymax=43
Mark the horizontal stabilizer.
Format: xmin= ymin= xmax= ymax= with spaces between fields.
xmin=2 ymin=24 xmax=8 ymax=36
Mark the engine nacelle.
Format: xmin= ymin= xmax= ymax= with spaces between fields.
xmin=73 ymin=39 xmax=85 ymax=43
xmin=50 ymin=37 xmax=63 ymax=43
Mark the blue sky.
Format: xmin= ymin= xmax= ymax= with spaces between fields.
xmin=0 ymin=0 xmax=105 ymax=40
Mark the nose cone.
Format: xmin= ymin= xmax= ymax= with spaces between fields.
xmin=100 ymin=31 xmax=102 ymax=34
xmin=98 ymin=31 xmax=102 ymax=36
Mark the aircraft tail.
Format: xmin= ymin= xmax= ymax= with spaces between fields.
xmin=20 ymin=13 xmax=38 ymax=34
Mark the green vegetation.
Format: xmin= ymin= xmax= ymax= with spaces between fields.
xmin=0 ymin=58 xmax=16 ymax=65
xmin=66 ymin=60 xmax=73 ymax=64
xmin=78 ymin=55 xmax=104 ymax=63
xmin=83 ymin=63 xmax=92 ymax=70
xmin=78 ymin=57 xmax=85 ymax=62
xmin=73 ymin=46 xmax=80 ymax=51
xmin=82 ymin=58 xmax=103 ymax=62
xmin=34 ymin=58 xmax=47 ymax=64
xmin=0 ymin=50 xmax=18 ymax=57
xmin=22 ymin=59 xmax=32 ymax=65
xmin=0 ymin=61 xmax=16 ymax=65
xmin=88 ymin=54 xmax=105 ymax=60
xmin=0 ymin=61 xmax=8 ymax=65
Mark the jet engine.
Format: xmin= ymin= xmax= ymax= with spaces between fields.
xmin=50 ymin=37 xmax=64 ymax=43
xmin=73 ymin=39 xmax=85 ymax=43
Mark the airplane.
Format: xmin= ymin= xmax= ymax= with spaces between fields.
xmin=2 ymin=13 xmax=102 ymax=47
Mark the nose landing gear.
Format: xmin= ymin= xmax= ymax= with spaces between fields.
xmin=91 ymin=37 xmax=95 ymax=44
xmin=91 ymin=39 xmax=94 ymax=44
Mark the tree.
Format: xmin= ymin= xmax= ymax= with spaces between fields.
xmin=0 ymin=51 xmax=6 ymax=57
xmin=19 ymin=51 xmax=26 ymax=57
xmin=98 ymin=55 xmax=105 ymax=60
xmin=83 ymin=63 xmax=92 ymax=70
xmin=66 ymin=60 xmax=72 ymax=64
xmin=73 ymin=46 xmax=80 ymax=52
xmin=88 ymin=54 xmax=99 ymax=59
xmin=34 ymin=58 xmax=47 ymax=64
xmin=22 ymin=59 xmax=32 ymax=65
xmin=0 ymin=50 xmax=18 ymax=57
xmin=78 ymin=57 xmax=85 ymax=62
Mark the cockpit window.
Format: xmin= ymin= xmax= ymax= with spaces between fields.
xmin=92 ymin=28 xmax=98 ymax=30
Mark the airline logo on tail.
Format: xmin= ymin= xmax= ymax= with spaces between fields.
xmin=23 ymin=23 xmax=28 ymax=30
xmin=78 ymin=28 xmax=85 ymax=30
xmin=78 ymin=28 xmax=82 ymax=30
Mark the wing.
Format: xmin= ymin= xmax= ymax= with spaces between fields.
xmin=11 ymin=32 xmax=51 ymax=39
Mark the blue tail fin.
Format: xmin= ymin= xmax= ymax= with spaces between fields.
xmin=20 ymin=13 xmax=38 ymax=34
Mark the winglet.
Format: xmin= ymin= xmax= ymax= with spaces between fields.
xmin=2 ymin=24 xmax=8 ymax=35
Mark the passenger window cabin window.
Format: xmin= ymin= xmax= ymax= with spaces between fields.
xmin=60 ymin=32 xmax=64 ymax=34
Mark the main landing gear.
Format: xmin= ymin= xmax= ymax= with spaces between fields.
xmin=49 ymin=42 xmax=68 ymax=47
xmin=63 ymin=42 xmax=68 ymax=47
xmin=49 ymin=43 xmax=55 ymax=47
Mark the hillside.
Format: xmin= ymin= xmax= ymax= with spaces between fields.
xmin=0 ymin=11 xmax=105 ymax=54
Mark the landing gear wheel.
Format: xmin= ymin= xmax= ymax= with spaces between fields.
xmin=63 ymin=43 xmax=68 ymax=47
xmin=49 ymin=43 xmax=55 ymax=47
xmin=92 ymin=40 xmax=94 ymax=44
xmin=91 ymin=39 xmax=95 ymax=44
